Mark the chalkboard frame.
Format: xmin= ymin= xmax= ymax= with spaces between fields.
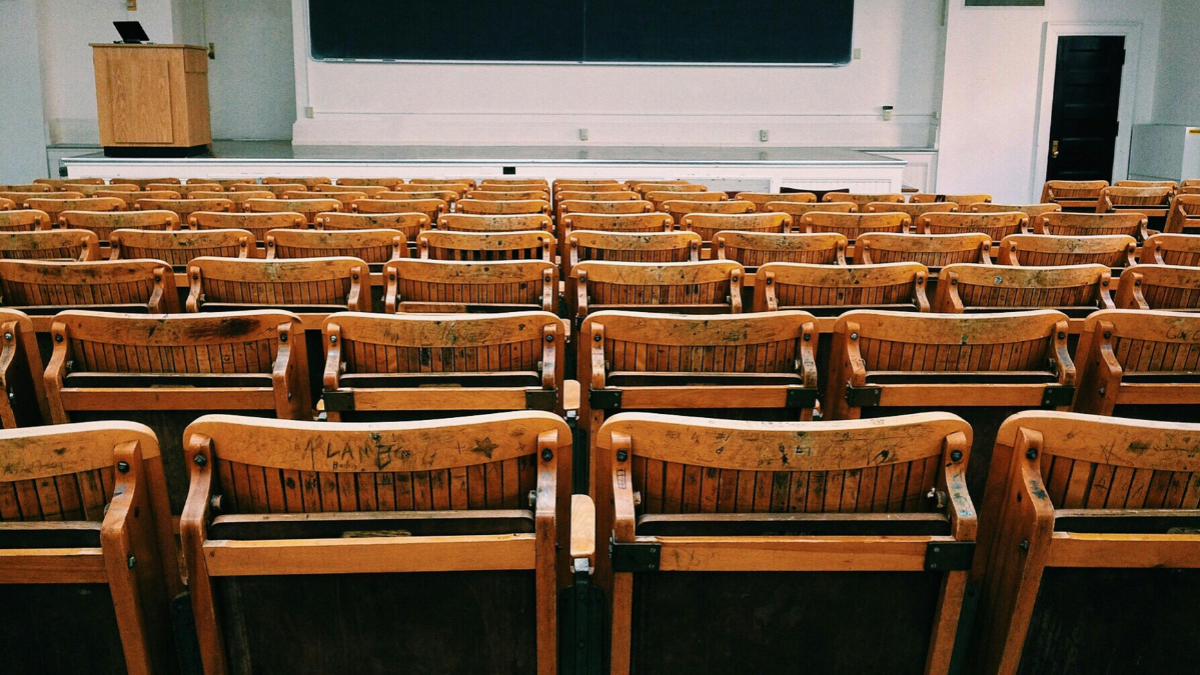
xmin=304 ymin=0 xmax=856 ymax=67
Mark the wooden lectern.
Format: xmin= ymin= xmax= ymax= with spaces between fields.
xmin=91 ymin=44 xmax=212 ymax=157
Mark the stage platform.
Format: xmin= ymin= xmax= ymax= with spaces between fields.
xmin=64 ymin=141 xmax=909 ymax=192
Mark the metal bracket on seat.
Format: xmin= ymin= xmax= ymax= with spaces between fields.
xmin=322 ymin=390 xmax=354 ymax=411
xmin=924 ymin=541 xmax=975 ymax=571
xmin=785 ymin=387 xmax=819 ymax=410
xmin=610 ymin=535 xmax=661 ymax=572
xmin=1041 ymin=385 xmax=1075 ymax=407
xmin=589 ymin=388 xmax=622 ymax=411
xmin=845 ymin=384 xmax=882 ymax=407
xmin=525 ymin=388 xmax=557 ymax=411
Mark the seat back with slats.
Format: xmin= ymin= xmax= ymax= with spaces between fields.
xmin=60 ymin=209 xmax=180 ymax=241
xmin=561 ymin=212 xmax=671 ymax=234
xmin=910 ymin=193 xmax=993 ymax=206
xmin=149 ymin=183 xmax=221 ymax=196
xmin=567 ymin=231 xmax=700 ymax=280
xmin=190 ymin=211 xmax=307 ymax=242
xmin=385 ymin=259 xmax=558 ymax=314
xmin=1035 ymin=211 xmax=1149 ymax=240
xmin=821 ymin=193 xmax=905 ymax=209
xmin=98 ymin=190 xmax=180 ymax=207
xmin=0 ymin=230 xmax=98 ymax=262
xmin=419 ymin=230 xmax=554 ymax=262
xmin=733 ymin=192 xmax=816 ymax=209
xmin=0 ymin=259 xmax=178 ymax=314
xmin=1116 ymin=264 xmax=1200 ymax=310
xmin=0 ymin=184 xmax=52 ymax=193
xmin=353 ymin=198 xmax=446 ymax=224
xmin=572 ymin=260 xmax=744 ymax=320
xmin=410 ymin=177 xmax=477 ymax=189
xmin=457 ymin=199 xmax=551 ymax=216
xmin=0 ymin=421 xmax=178 ymax=675
xmin=28 ymin=197 xmax=125 ymax=223
xmin=61 ymin=184 xmax=139 ymax=197
xmin=917 ymin=212 xmax=1028 ymax=241
xmin=1164 ymin=194 xmax=1200 ymax=234
xmin=715 ymin=231 xmax=847 ymax=268
xmin=0 ymin=209 xmax=49 ymax=233
xmin=0 ymin=308 xmax=48 ymax=426
xmin=856 ymin=232 xmax=992 ymax=267
xmin=45 ymin=310 xmax=310 ymax=510
xmin=646 ymin=191 xmax=725 ymax=212
xmin=374 ymin=190 xmax=460 ymax=206
xmin=137 ymin=198 xmax=234 ymax=219
xmin=558 ymin=199 xmax=654 ymax=219
xmin=187 ymin=190 xmax=273 ymax=212
xmin=935 ymin=263 xmax=1113 ymax=315
xmin=314 ymin=184 xmax=390 ymax=197
xmin=466 ymin=190 xmax=550 ymax=202
xmin=998 ymin=234 xmax=1136 ymax=267
xmin=321 ymin=311 xmax=566 ymax=419
xmin=800 ymin=212 xmax=910 ymax=240
xmin=971 ymin=203 xmax=1062 ymax=218
xmin=187 ymin=178 xmax=254 ymax=188
xmin=244 ymin=198 xmax=340 ymax=224
xmin=1073 ymin=310 xmax=1200 ymax=416
xmin=266 ymin=228 xmax=405 ymax=264
xmin=110 ymin=229 xmax=252 ymax=265
xmin=436 ymin=213 xmax=553 ymax=233
xmin=262 ymin=176 xmax=331 ymax=187
xmin=680 ymin=212 xmax=789 ymax=242
xmin=1097 ymin=186 xmax=1172 ymax=216
xmin=187 ymin=257 xmax=370 ymax=313
xmin=36 ymin=179 xmax=105 ymax=188
xmin=1142 ymin=233 xmax=1200 ymax=266
xmin=1040 ymin=180 xmax=1108 ymax=208
xmin=315 ymin=212 xmax=429 ymax=239
xmin=335 ymin=177 xmax=405 ymax=188
xmin=754 ymin=262 xmax=930 ymax=314
xmin=122 ymin=178 xmax=181 ymax=189
xmin=865 ymin=201 xmax=959 ymax=222
xmin=230 ymin=183 xmax=306 ymax=197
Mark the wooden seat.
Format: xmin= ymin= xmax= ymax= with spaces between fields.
xmin=558 ymin=200 xmax=655 ymax=221
xmin=855 ymin=232 xmax=992 ymax=268
xmin=182 ymin=411 xmax=569 ymax=675
xmin=266 ymin=228 xmax=406 ymax=265
xmin=0 ymin=259 xmax=178 ymax=315
xmin=865 ymin=201 xmax=959 ymax=222
xmin=0 ymin=308 xmax=48 ymax=426
xmin=385 ymin=259 xmax=557 ymax=314
xmin=60 ymin=209 xmax=180 ymax=242
xmin=917 ymin=212 xmax=1028 ymax=241
xmin=765 ymin=201 xmax=858 ymax=218
xmin=315 ymin=212 xmax=430 ymax=239
xmin=910 ymin=193 xmax=993 ymax=206
xmin=733 ymin=192 xmax=816 ymax=209
xmin=0 ymin=210 xmax=52 ymax=232
xmin=0 ymin=198 xmax=13 ymax=211
xmin=335 ymin=177 xmax=405 ymax=188
xmin=714 ymin=231 xmax=847 ymax=270
xmin=646 ymin=191 xmax=726 ymax=212
xmin=594 ymin=411 xmax=975 ymax=675
xmin=554 ymin=189 xmax=638 ymax=204
xmin=1116 ymin=179 xmax=1177 ymax=190
xmin=935 ymin=263 xmax=1114 ymax=317
xmin=262 ymin=176 xmax=332 ymax=186
xmin=1164 ymin=194 xmax=1200 ymax=233
xmin=634 ymin=184 xmax=707 ymax=197
xmin=190 ymin=211 xmax=307 ymax=245
xmin=110 ymin=229 xmax=253 ymax=266
xmin=800 ymin=212 xmax=910 ymax=240
xmin=186 ymin=178 xmax=253 ymax=188
xmin=572 ymin=261 xmax=743 ymax=324
xmin=1035 ymin=211 xmax=1150 ymax=240
xmin=971 ymin=203 xmax=1063 ymax=218
xmin=457 ymin=199 xmax=552 ymax=216
xmin=121 ymin=177 xmax=181 ymax=189
xmin=230 ymin=183 xmax=307 ymax=197
xmin=566 ymin=231 xmax=700 ymax=283
xmin=554 ymin=179 xmax=621 ymax=189
xmin=282 ymin=190 xmax=368 ymax=209
xmin=313 ymin=184 xmax=390 ymax=197
xmin=148 ymin=183 xmax=222 ymax=196
xmin=1072 ymin=310 xmax=1200 ymax=417
xmin=754 ymin=262 xmax=929 ymax=314
xmin=63 ymin=184 xmax=140 ymax=197
xmin=0 ymin=184 xmax=52 ymax=193
xmin=34 ymin=178 xmax=106 ymax=188
xmin=188 ymin=190 xmax=275 ymax=211
xmin=821 ymin=192 xmax=905 ymax=209
xmin=998 ymin=233 xmax=1136 ymax=267
xmin=187 ymin=257 xmax=370 ymax=313
xmin=419 ymin=230 xmax=555 ymax=262
xmin=1096 ymin=186 xmax=1172 ymax=218
xmin=0 ymin=230 xmax=98 ymax=262
xmin=664 ymin=200 xmax=754 ymax=227
xmin=321 ymin=311 xmax=566 ymax=419
xmin=45 ymin=310 xmax=311 ymax=511
xmin=353 ymin=198 xmax=447 ymax=224
xmin=1142 ymin=233 xmax=1200 ymax=266
xmin=1040 ymin=179 xmax=1107 ymax=210
xmin=1115 ymin=264 xmax=1200 ymax=310
xmin=554 ymin=192 xmax=642 ymax=220
xmin=627 ymin=179 xmax=695 ymax=189
xmin=1 ymin=191 xmax=84 ymax=205
xmin=28 ymin=197 xmax=125 ymax=224
xmin=578 ymin=312 xmax=820 ymax=449
xmin=137 ymin=198 xmax=234 ymax=220
xmin=244 ymin=198 xmax=341 ymax=225
xmin=0 ymin=421 xmax=178 ymax=675
xmin=560 ymin=212 xmax=670 ymax=235
xmin=481 ymin=178 xmax=549 ymax=187
xmin=971 ymin=412 xmax=1200 ymax=675
xmin=374 ymin=189 xmax=459 ymax=207
xmin=466 ymin=190 xmax=551 ymax=202
xmin=393 ymin=182 xmax=471 ymax=196
xmin=436 ymin=213 xmax=553 ymax=233
xmin=680 ymin=212 xmax=789 ymax=242
xmin=410 ymin=177 xmax=477 ymax=189
xmin=96 ymin=189 xmax=182 ymax=206
xmin=824 ymin=310 xmax=1074 ymax=497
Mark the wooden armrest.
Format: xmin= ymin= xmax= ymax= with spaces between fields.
xmin=571 ymin=494 xmax=596 ymax=565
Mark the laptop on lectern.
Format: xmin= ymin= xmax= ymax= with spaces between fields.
xmin=113 ymin=21 xmax=151 ymax=44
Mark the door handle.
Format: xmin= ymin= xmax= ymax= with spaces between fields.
xmin=1051 ymin=141 xmax=1060 ymax=159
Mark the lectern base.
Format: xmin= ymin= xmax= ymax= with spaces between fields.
xmin=103 ymin=144 xmax=211 ymax=158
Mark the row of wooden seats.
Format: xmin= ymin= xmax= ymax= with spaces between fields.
xmin=5 ymin=406 xmax=1199 ymax=673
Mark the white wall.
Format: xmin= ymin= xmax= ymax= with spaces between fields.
xmin=1153 ymin=0 xmax=1200 ymax=126
xmin=203 ymin=0 xmax=296 ymax=140
xmin=937 ymin=0 xmax=1163 ymax=203
xmin=291 ymin=0 xmax=947 ymax=148
xmin=0 ymin=0 xmax=48 ymax=182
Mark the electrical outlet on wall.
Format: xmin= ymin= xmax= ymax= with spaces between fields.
xmin=304 ymin=106 xmax=314 ymax=119
xmin=853 ymin=48 xmax=862 ymax=60
xmin=579 ymin=128 xmax=589 ymax=141
xmin=759 ymin=130 xmax=769 ymax=143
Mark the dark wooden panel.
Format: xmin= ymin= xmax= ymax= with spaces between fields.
xmin=0 ymin=584 xmax=127 ymax=675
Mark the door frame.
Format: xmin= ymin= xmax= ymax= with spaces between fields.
xmin=1031 ymin=22 xmax=1142 ymax=198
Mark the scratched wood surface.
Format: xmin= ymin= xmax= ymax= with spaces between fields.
xmin=336 ymin=177 xmax=406 ymax=188
xmin=385 ymin=259 xmax=557 ymax=313
xmin=352 ymin=197 xmax=446 ymax=224
xmin=1142 ymin=233 xmax=1200 ymax=266
xmin=972 ymin=203 xmax=1063 ymax=218
xmin=1096 ymin=186 xmax=1172 ymax=216
xmin=754 ymin=262 xmax=929 ymax=313
xmin=0 ymin=210 xmax=51 ymax=233
xmin=1 ymin=192 xmax=85 ymax=206
xmin=663 ymin=200 xmax=753 ymax=225
xmin=802 ymin=212 xmax=910 ymax=240
xmin=244 ymin=198 xmax=342 ymax=224
xmin=314 ymin=184 xmax=391 ymax=197
xmin=680 ymin=212 xmax=789 ymax=242
xmin=111 ymin=228 xmax=251 ymax=265
xmin=466 ymin=189 xmax=551 ymax=202
xmin=715 ymin=231 xmax=847 ymax=268
xmin=263 ymin=177 xmax=332 ymax=187
xmin=267 ymin=228 xmax=405 ymax=264
xmin=574 ymin=260 xmax=743 ymax=316
xmin=60 ymin=210 xmax=180 ymax=241
xmin=282 ymin=190 xmax=367 ymax=209
xmin=855 ymin=232 xmax=992 ymax=267
xmin=918 ymin=212 xmax=1028 ymax=241
xmin=934 ymin=264 xmax=1113 ymax=315
xmin=0 ymin=259 xmax=178 ymax=313
xmin=1035 ymin=212 xmax=1149 ymax=240
xmin=733 ymin=192 xmax=816 ymax=209
xmin=148 ymin=183 xmax=222 ymax=196
xmin=998 ymin=234 xmax=1136 ymax=267
xmin=457 ymin=199 xmax=551 ymax=216
xmin=315 ymin=212 xmax=429 ymax=240
xmin=26 ymin=197 xmax=124 ymax=224
xmin=0 ymin=229 xmax=97 ymax=261
xmin=910 ymin=193 xmax=993 ymax=206
xmin=98 ymin=190 xmax=183 ymax=207
xmin=188 ymin=190 xmax=273 ymax=212
xmin=420 ymin=230 xmax=554 ymax=262
xmin=374 ymin=189 xmax=460 ymax=207
xmin=188 ymin=256 xmax=369 ymax=312
xmin=137 ymin=198 xmax=235 ymax=219
xmin=821 ymin=193 xmax=905 ymax=209
xmin=191 ymin=211 xmax=307 ymax=243
xmin=864 ymin=200 xmax=959 ymax=221
xmin=231 ymin=183 xmax=309 ymax=197
xmin=1115 ymin=264 xmax=1200 ymax=310
xmin=568 ymin=231 xmax=700 ymax=278
xmin=437 ymin=213 xmax=553 ymax=233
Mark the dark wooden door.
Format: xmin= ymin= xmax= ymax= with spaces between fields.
xmin=1046 ymin=36 xmax=1125 ymax=182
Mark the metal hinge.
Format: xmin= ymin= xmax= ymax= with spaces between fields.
xmin=525 ymin=388 xmax=557 ymax=411
xmin=589 ymin=388 xmax=622 ymax=411
xmin=610 ymin=535 xmax=661 ymax=573
xmin=845 ymin=384 xmax=882 ymax=407
xmin=1041 ymin=385 xmax=1075 ymax=408
xmin=322 ymin=390 xmax=354 ymax=411
xmin=785 ymin=387 xmax=819 ymax=410
xmin=925 ymin=541 xmax=975 ymax=572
